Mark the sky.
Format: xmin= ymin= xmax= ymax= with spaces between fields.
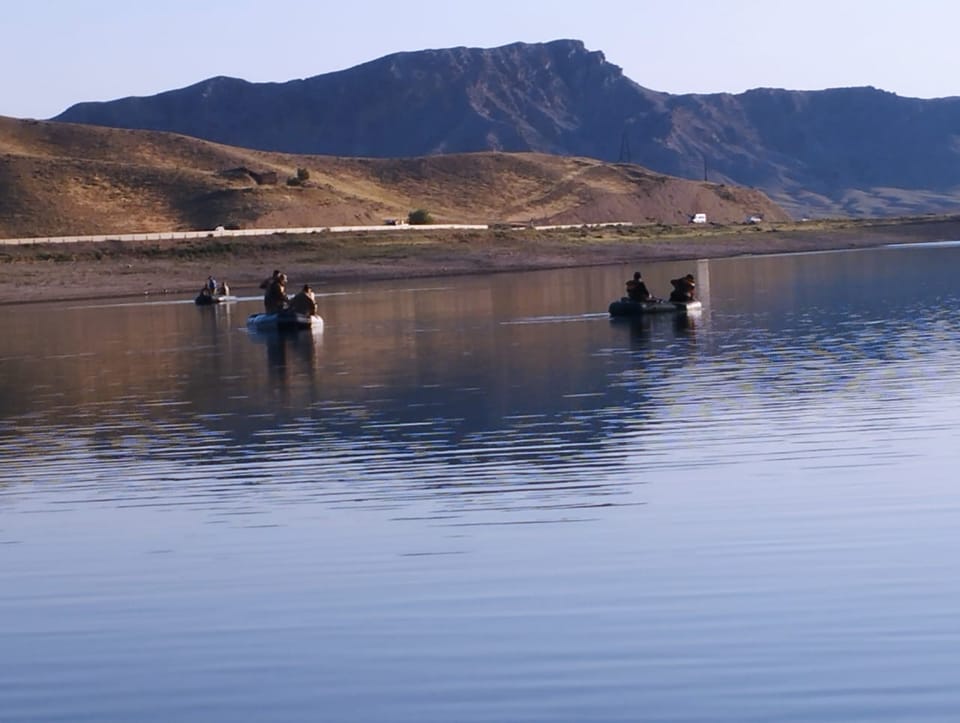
xmin=4 ymin=0 xmax=958 ymax=120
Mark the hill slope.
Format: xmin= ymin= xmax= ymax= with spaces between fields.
xmin=0 ymin=116 xmax=789 ymax=238
xmin=52 ymin=39 xmax=960 ymax=219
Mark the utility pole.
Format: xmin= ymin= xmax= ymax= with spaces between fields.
xmin=618 ymin=130 xmax=632 ymax=164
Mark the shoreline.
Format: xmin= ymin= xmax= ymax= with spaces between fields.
xmin=2 ymin=217 xmax=959 ymax=305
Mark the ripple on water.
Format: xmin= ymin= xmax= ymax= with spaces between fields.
xmin=6 ymin=252 xmax=960 ymax=722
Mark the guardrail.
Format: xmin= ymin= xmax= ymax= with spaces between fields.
xmin=0 ymin=221 xmax=633 ymax=246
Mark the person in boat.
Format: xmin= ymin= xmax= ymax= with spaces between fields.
xmin=217 ymin=280 xmax=230 ymax=296
xmin=625 ymin=271 xmax=653 ymax=302
xmin=260 ymin=269 xmax=281 ymax=290
xmin=206 ymin=276 xmax=217 ymax=294
xmin=669 ymin=274 xmax=696 ymax=302
xmin=290 ymin=284 xmax=317 ymax=316
xmin=263 ymin=272 xmax=288 ymax=313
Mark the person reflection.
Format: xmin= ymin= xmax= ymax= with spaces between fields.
xmin=622 ymin=311 xmax=698 ymax=349
xmin=254 ymin=327 xmax=323 ymax=389
xmin=263 ymin=334 xmax=289 ymax=383
xmin=673 ymin=313 xmax=697 ymax=333
xmin=627 ymin=316 xmax=652 ymax=347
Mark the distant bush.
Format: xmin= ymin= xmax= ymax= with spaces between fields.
xmin=286 ymin=168 xmax=311 ymax=186
xmin=408 ymin=208 xmax=433 ymax=225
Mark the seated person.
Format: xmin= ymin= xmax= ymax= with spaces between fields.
xmin=290 ymin=284 xmax=317 ymax=316
xmin=264 ymin=273 xmax=288 ymax=313
xmin=217 ymin=281 xmax=230 ymax=296
xmin=625 ymin=271 xmax=653 ymax=302
xmin=669 ymin=274 xmax=696 ymax=302
xmin=260 ymin=269 xmax=281 ymax=290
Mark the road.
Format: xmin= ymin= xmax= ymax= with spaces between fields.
xmin=0 ymin=222 xmax=632 ymax=246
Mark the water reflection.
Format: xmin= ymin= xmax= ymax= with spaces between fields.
xmin=1 ymin=265 xmax=722 ymax=516
xmin=7 ymin=246 xmax=960 ymax=722
xmin=8 ymin=246 xmax=959 ymax=490
xmin=5 ymin=248 xmax=960 ymax=489
xmin=612 ymin=307 xmax=701 ymax=347
xmin=247 ymin=325 xmax=324 ymax=386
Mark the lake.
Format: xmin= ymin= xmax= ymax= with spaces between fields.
xmin=3 ymin=243 xmax=960 ymax=722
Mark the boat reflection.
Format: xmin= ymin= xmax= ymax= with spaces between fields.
xmin=246 ymin=326 xmax=324 ymax=386
xmin=195 ymin=298 xmax=238 ymax=334
xmin=611 ymin=306 xmax=700 ymax=347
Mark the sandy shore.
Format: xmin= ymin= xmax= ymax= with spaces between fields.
xmin=2 ymin=217 xmax=959 ymax=304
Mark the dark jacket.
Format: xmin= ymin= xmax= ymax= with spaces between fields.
xmin=669 ymin=276 xmax=696 ymax=302
xmin=626 ymin=278 xmax=652 ymax=301
xmin=264 ymin=279 xmax=287 ymax=313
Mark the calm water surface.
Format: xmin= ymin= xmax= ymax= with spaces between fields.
xmin=3 ymin=245 xmax=960 ymax=722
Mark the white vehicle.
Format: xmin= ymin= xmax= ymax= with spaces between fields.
xmin=691 ymin=213 xmax=707 ymax=224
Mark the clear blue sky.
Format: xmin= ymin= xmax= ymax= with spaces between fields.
xmin=4 ymin=0 xmax=957 ymax=119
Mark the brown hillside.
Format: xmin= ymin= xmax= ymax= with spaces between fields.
xmin=0 ymin=116 xmax=790 ymax=239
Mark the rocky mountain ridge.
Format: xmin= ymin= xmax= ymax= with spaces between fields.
xmin=52 ymin=39 xmax=960 ymax=219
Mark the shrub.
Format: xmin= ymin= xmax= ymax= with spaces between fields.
xmin=297 ymin=167 xmax=310 ymax=181
xmin=408 ymin=208 xmax=433 ymax=225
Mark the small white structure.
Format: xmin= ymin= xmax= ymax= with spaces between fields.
xmin=690 ymin=213 xmax=708 ymax=224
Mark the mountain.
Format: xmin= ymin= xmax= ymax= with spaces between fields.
xmin=52 ymin=39 xmax=960 ymax=219
xmin=56 ymin=40 xmax=640 ymax=159
xmin=0 ymin=115 xmax=788 ymax=239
